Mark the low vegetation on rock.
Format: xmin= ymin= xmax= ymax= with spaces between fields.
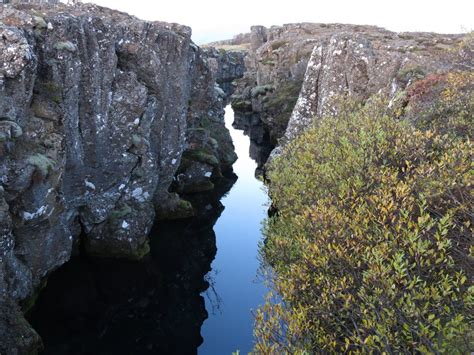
xmin=26 ymin=153 xmax=55 ymax=177
xmin=256 ymin=74 xmax=473 ymax=353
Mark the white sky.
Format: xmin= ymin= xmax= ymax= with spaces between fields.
xmin=84 ymin=0 xmax=473 ymax=44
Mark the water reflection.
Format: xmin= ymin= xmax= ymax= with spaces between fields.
xmin=232 ymin=111 xmax=275 ymax=177
xmin=27 ymin=106 xmax=271 ymax=355
xmin=198 ymin=106 xmax=269 ymax=355
xmin=27 ymin=177 xmax=236 ymax=355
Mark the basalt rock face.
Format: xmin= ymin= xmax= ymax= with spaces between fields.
xmin=281 ymin=31 xmax=470 ymax=146
xmin=231 ymin=23 xmax=468 ymax=146
xmin=0 ymin=2 xmax=237 ymax=353
xmin=202 ymin=47 xmax=246 ymax=97
xmin=169 ymin=47 xmax=241 ymax=197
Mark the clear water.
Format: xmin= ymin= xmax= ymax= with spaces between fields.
xmin=198 ymin=106 xmax=269 ymax=354
xmin=27 ymin=105 xmax=269 ymax=355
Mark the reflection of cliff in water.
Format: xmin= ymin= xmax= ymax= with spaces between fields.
xmin=232 ymin=111 xmax=275 ymax=176
xmin=27 ymin=175 xmax=237 ymax=355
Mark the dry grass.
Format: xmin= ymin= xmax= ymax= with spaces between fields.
xmin=201 ymin=43 xmax=250 ymax=52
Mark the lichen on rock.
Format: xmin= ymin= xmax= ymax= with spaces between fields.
xmin=0 ymin=1 xmax=244 ymax=351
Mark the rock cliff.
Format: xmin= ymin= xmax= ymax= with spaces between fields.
xmin=230 ymin=24 xmax=469 ymax=146
xmin=0 ymin=2 xmax=243 ymax=352
xmin=202 ymin=47 xmax=246 ymax=97
xmin=282 ymin=30 xmax=470 ymax=146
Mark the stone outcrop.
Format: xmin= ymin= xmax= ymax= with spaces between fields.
xmin=282 ymin=31 xmax=470 ymax=145
xmin=170 ymin=47 xmax=242 ymax=198
xmin=0 ymin=1 xmax=469 ymax=350
xmin=202 ymin=47 xmax=246 ymax=97
xmin=0 ymin=2 xmax=243 ymax=353
xmin=230 ymin=24 xmax=468 ymax=146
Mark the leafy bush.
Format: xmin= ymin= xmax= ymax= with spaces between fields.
xmin=406 ymin=71 xmax=473 ymax=138
xmin=256 ymin=96 xmax=473 ymax=353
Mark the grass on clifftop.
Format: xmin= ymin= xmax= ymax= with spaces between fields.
xmin=256 ymin=74 xmax=473 ymax=353
xmin=201 ymin=43 xmax=250 ymax=52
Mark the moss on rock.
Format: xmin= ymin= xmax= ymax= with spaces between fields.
xmin=53 ymin=41 xmax=77 ymax=52
xmin=26 ymin=154 xmax=55 ymax=176
xmin=183 ymin=148 xmax=219 ymax=167
xmin=108 ymin=203 xmax=132 ymax=225
xmin=251 ymin=85 xmax=274 ymax=98
xmin=180 ymin=179 xmax=215 ymax=194
xmin=231 ymin=99 xmax=252 ymax=111
xmin=33 ymin=16 xmax=47 ymax=30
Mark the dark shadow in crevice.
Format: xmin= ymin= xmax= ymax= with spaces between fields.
xmin=27 ymin=175 xmax=237 ymax=355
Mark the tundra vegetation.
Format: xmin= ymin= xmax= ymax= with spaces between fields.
xmin=255 ymin=71 xmax=473 ymax=353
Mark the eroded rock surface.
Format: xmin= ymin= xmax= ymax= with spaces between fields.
xmin=282 ymin=31 xmax=470 ymax=144
xmin=230 ymin=24 xmax=468 ymax=146
xmin=0 ymin=2 xmax=243 ymax=353
xmin=202 ymin=47 xmax=246 ymax=97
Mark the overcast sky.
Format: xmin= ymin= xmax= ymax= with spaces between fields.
xmin=84 ymin=0 xmax=473 ymax=44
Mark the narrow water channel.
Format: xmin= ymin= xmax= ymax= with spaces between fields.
xmin=198 ymin=106 xmax=269 ymax=354
xmin=26 ymin=105 xmax=269 ymax=354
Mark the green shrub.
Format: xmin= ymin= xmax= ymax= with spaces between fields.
xmin=256 ymin=96 xmax=473 ymax=353
xmin=264 ymin=81 xmax=302 ymax=111
xmin=406 ymin=71 xmax=474 ymax=138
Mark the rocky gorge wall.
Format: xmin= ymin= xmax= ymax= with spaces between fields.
xmin=0 ymin=2 xmax=244 ymax=352
xmin=201 ymin=47 xmax=246 ymax=97
xmin=0 ymin=2 xmax=470 ymax=352
xmin=230 ymin=23 xmax=470 ymax=148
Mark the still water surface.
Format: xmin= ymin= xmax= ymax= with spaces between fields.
xmin=198 ymin=106 xmax=269 ymax=354
xmin=27 ymin=106 xmax=269 ymax=354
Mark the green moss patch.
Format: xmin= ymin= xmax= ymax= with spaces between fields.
xmin=53 ymin=41 xmax=77 ymax=53
xmin=108 ymin=203 xmax=132 ymax=224
xmin=26 ymin=154 xmax=55 ymax=176
xmin=182 ymin=148 xmax=219 ymax=167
